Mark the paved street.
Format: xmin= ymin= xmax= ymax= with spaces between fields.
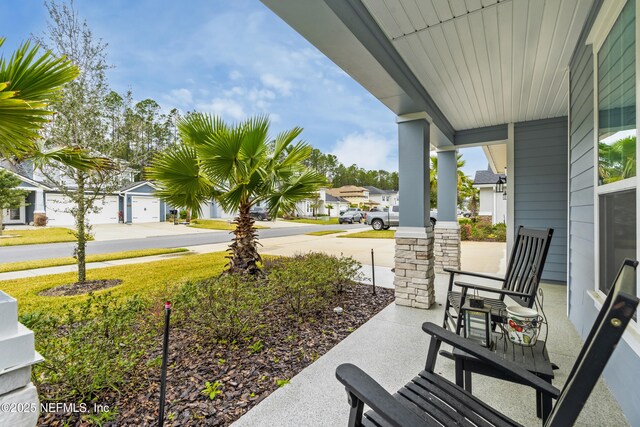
xmin=0 ymin=223 xmax=367 ymax=263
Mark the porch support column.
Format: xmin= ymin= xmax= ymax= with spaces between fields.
xmin=33 ymin=189 xmax=46 ymax=226
xmin=394 ymin=115 xmax=435 ymax=309
xmin=434 ymin=150 xmax=461 ymax=273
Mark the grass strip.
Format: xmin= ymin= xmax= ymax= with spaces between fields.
xmin=0 ymin=251 xmax=228 ymax=314
xmin=0 ymin=228 xmax=81 ymax=246
xmin=304 ymin=230 xmax=346 ymax=236
xmin=189 ymin=219 xmax=268 ymax=230
xmin=0 ymin=248 xmax=189 ymax=273
xmin=338 ymin=230 xmax=395 ymax=239
xmin=283 ymin=217 xmax=339 ymax=225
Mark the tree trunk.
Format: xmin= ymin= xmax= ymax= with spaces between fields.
xmin=227 ymin=203 xmax=261 ymax=275
xmin=75 ymin=174 xmax=87 ymax=283
xmin=0 ymin=210 xmax=4 ymax=236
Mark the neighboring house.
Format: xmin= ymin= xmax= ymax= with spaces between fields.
xmin=0 ymin=166 xmax=51 ymax=226
xmin=364 ymin=186 xmax=398 ymax=209
xmin=119 ymin=181 xmax=166 ymax=224
xmin=294 ymin=188 xmax=349 ymax=217
xmin=472 ymin=169 xmax=507 ymax=225
xmin=263 ymin=0 xmax=640 ymax=422
xmin=325 ymin=185 xmax=372 ymax=208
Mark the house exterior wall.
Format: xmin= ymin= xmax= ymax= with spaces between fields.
xmin=568 ymin=0 xmax=640 ymax=424
xmin=478 ymin=187 xmax=494 ymax=216
xmin=514 ymin=117 xmax=568 ymax=282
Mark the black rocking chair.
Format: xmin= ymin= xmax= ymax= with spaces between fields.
xmin=336 ymin=259 xmax=638 ymax=427
xmin=443 ymin=226 xmax=554 ymax=334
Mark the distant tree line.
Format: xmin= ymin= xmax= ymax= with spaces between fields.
xmin=303 ymin=148 xmax=399 ymax=190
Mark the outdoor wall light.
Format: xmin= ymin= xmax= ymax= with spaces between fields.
xmin=495 ymin=176 xmax=506 ymax=193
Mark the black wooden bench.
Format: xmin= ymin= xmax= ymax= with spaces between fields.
xmin=336 ymin=259 xmax=638 ymax=426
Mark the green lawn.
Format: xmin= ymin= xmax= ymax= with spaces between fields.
xmin=0 ymin=228 xmax=80 ymax=246
xmin=339 ymin=230 xmax=396 ymax=239
xmin=304 ymin=229 xmax=346 ymax=236
xmin=284 ymin=217 xmax=339 ymax=225
xmin=189 ymin=219 xmax=268 ymax=230
xmin=0 ymin=251 xmax=229 ymax=314
xmin=0 ymin=248 xmax=189 ymax=273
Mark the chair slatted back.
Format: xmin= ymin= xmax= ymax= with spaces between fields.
xmin=545 ymin=259 xmax=639 ymax=427
xmin=503 ymin=226 xmax=554 ymax=307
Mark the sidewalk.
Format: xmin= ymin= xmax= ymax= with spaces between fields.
xmin=0 ymin=231 xmax=506 ymax=282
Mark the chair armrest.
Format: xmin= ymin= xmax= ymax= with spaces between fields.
xmin=454 ymin=281 xmax=530 ymax=299
xmin=444 ymin=268 xmax=505 ymax=283
xmin=421 ymin=322 xmax=560 ymax=399
xmin=336 ymin=364 xmax=430 ymax=427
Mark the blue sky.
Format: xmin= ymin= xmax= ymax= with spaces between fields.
xmin=0 ymin=0 xmax=487 ymax=176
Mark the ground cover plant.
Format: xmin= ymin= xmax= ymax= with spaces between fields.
xmin=0 ymin=227 xmax=79 ymax=246
xmin=0 ymin=247 xmax=188 ymax=273
xmin=19 ymin=252 xmax=393 ymax=426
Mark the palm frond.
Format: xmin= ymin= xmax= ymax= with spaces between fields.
xmin=146 ymin=145 xmax=213 ymax=216
xmin=0 ymin=38 xmax=79 ymax=158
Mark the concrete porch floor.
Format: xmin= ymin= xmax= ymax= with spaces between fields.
xmin=233 ymin=273 xmax=629 ymax=426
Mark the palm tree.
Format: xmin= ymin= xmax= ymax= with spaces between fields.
xmin=0 ymin=37 xmax=107 ymax=170
xmin=429 ymin=153 xmax=468 ymax=208
xmin=598 ymin=136 xmax=636 ymax=184
xmin=147 ymin=114 xmax=325 ymax=274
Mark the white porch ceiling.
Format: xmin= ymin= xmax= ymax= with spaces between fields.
xmin=361 ymin=0 xmax=594 ymax=130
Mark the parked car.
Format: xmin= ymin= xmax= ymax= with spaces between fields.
xmin=365 ymin=205 xmax=437 ymax=230
xmin=339 ymin=211 xmax=363 ymax=224
xmin=249 ymin=206 xmax=270 ymax=221
xmin=339 ymin=207 xmax=363 ymax=215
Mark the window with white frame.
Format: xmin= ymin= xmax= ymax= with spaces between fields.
xmin=594 ymin=0 xmax=638 ymax=316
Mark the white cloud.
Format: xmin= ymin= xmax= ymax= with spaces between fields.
xmin=168 ymin=88 xmax=193 ymax=105
xmin=260 ymin=73 xmax=292 ymax=96
xmin=196 ymin=98 xmax=246 ymax=121
xmin=229 ymin=70 xmax=243 ymax=80
xmin=330 ymin=131 xmax=397 ymax=171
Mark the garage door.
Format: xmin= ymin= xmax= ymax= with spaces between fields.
xmin=131 ymin=196 xmax=160 ymax=222
xmin=46 ymin=194 xmax=119 ymax=226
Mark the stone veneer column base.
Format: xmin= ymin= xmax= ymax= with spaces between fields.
xmin=394 ymin=227 xmax=436 ymax=309
xmin=433 ymin=221 xmax=461 ymax=274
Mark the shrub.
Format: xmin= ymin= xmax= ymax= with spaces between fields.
xmin=470 ymin=226 xmax=486 ymax=240
xmin=22 ymin=293 xmax=152 ymax=402
xmin=460 ymin=223 xmax=472 ymax=240
xmin=458 ymin=218 xmax=472 ymax=225
xmin=174 ymin=274 xmax=266 ymax=342
xmin=34 ymin=215 xmax=48 ymax=227
xmin=267 ymin=252 xmax=363 ymax=315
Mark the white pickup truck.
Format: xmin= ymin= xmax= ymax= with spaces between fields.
xmin=365 ymin=205 xmax=437 ymax=230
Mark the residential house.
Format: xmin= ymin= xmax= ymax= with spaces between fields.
xmin=294 ymin=188 xmax=349 ymax=217
xmin=472 ymin=168 xmax=507 ymax=225
xmin=0 ymin=165 xmax=50 ymax=226
xmin=262 ymin=0 xmax=640 ymax=422
xmin=363 ymin=185 xmax=398 ymax=209
xmin=325 ymin=185 xmax=373 ymax=208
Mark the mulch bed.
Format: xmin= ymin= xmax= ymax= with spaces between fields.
xmin=39 ymin=279 xmax=122 ymax=296
xmin=38 ymin=283 xmax=394 ymax=426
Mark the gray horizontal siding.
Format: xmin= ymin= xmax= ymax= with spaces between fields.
xmin=567 ymin=1 xmax=640 ymax=425
xmin=514 ymin=117 xmax=568 ymax=283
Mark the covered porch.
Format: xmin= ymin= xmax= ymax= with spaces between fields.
xmin=261 ymin=0 xmax=640 ymax=424
xmin=233 ymin=273 xmax=628 ymax=426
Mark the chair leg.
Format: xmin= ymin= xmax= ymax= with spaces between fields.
xmin=347 ymin=391 xmax=364 ymax=427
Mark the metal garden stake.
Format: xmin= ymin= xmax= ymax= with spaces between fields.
xmin=158 ymin=301 xmax=171 ymax=427
xmin=371 ymin=248 xmax=376 ymax=295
